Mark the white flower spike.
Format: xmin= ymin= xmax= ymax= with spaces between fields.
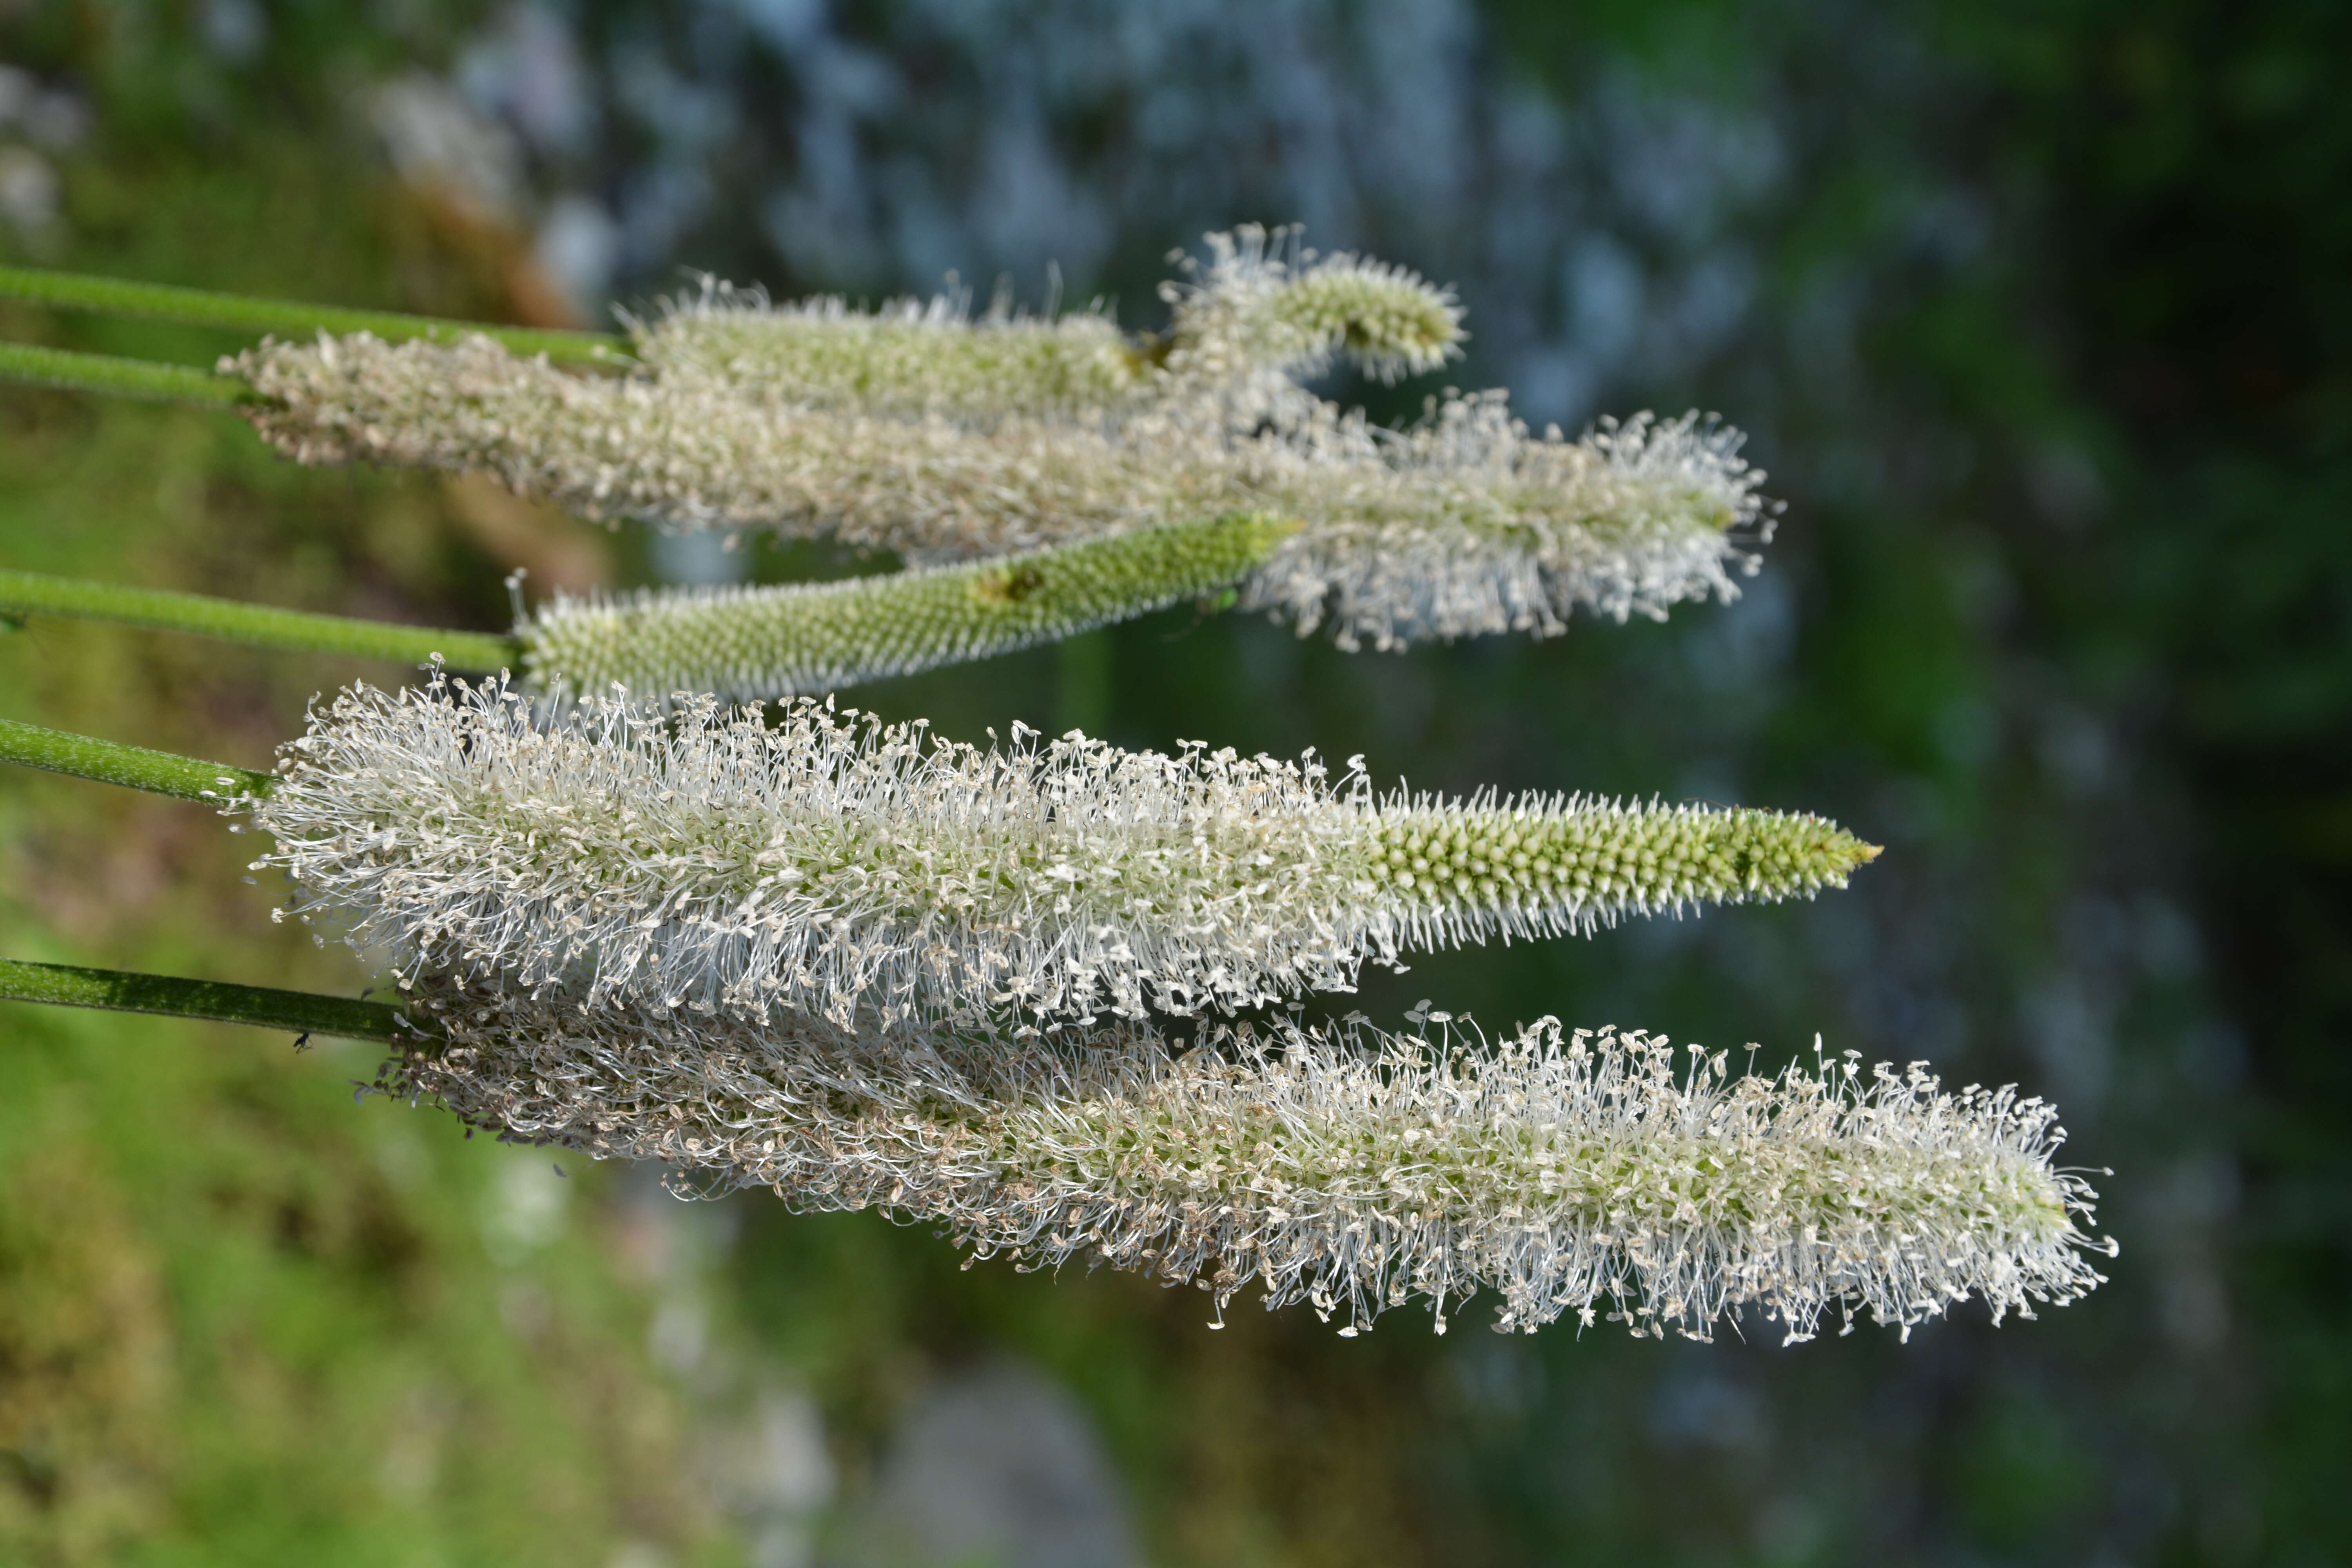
xmin=249 ymin=675 xmax=1878 ymax=1028
xmin=387 ymin=989 xmax=2112 ymax=1343
xmin=231 ymin=231 xmax=1766 ymax=653
xmin=237 ymin=334 xmax=1765 ymax=652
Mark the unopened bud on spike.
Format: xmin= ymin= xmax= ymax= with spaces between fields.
xmin=1161 ymin=225 xmax=1465 ymax=385
xmin=520 ymin=512 xmax=1294 ymax=705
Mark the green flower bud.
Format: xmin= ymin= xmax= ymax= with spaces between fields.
xmin=521 ymin=512 xmax=1295 ymax=704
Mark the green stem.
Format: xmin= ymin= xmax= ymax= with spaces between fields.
xmin=0 ymin=340 xmax=258 ymax=407
xmin=0 ymin=718 xmax=274 ymax=801
xmin=0 ymin=957 xmax=411 ymax=1044
xmin=0 ymin=569 xmax=520 ymax=670
xmin=0 ymin=264 xmax=625 ymax=367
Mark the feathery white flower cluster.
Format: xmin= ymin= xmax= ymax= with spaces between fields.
xmin=237 ymin=328 xmax=1169 ymax=557
xmin=519 ymin=512 xmax=1293 ymax=705
xmin=1239 ymin=404 xmax=1763 ymax=648
xmin=383 ymin=987 xmax=2109 ymax=1341
xmin=236 ymin=335 xmax=1765 ymax=651
xmin=250 ymin=676 xmax=1877 ymax=1028
xmin=231 ymin=231 xmax=1767 ymax=651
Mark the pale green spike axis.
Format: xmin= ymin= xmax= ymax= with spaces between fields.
xmin=521 ymin=511 xmax=1296 ymax=703
xmin=0 ymin=516 xmax=1287 ymax=707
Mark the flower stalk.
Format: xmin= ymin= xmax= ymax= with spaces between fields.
xmin=0 ymin=717 xmax=273 ymax=801
xmin=0 ymin=954 xmax=2113 ymax=1342
xmin=0 ymin=339 xmax=258 ymax=407
xmin=0 ymin=568 xmax=521 ymax=670
xmin=634 ymin=230 xmax=1463 ymax=418
xmin=3 ymin=245 xmax=1768 ymax=654
xmin=0 ymin=956 xmax=409 ymax=1043
xmin=0 ymin=262 xmax=624 ymax=366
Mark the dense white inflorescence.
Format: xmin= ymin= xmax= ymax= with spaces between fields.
xmin=384 ymin=989 xmax=2111 ymax=1341
xmin=519 ymin=512 xmax=1294 ymax=705
xmin=249 ymin=676 xmax=1877 ymax=1028
xmin=236 ymin=334 xmax=1765 ymax=652
xmin=236 ymin=329 xmax=1152 ymax=559
xmin=230 ymin=233 xmax=1766 ymax=652
xmin=1237 ymin=403 xmax=1766 ymax=649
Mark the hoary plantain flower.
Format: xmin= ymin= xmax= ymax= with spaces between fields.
xmin=383 ymin=985 xmax=2111 ymax=1342
xmin=248 ymin=675 xmax=1877 ymax=1027
xmin=230 ymin=234 xmax=1766 ymax=652
xmin=235 ymin=332 xmax=1764 ymax=651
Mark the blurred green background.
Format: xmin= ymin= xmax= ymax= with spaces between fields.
xmin=0 ymin=0 xmax=2344 ymax=1562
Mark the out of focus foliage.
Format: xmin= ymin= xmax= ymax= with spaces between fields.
xmin=0 ymin=0 xmax=2343 ymax=1563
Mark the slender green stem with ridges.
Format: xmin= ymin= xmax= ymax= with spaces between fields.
xmin=0 ymin=341 xmax=258 ymax=407
xmin=0 ymin=718 xmax=274 ymax=800
xmin=0 ymin=264 xmax=625 ymax=366
xmin=0 ymin=957 xmax=411 ymax=1044
xmin=0 ymin=569 xmax=520 ymax=670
